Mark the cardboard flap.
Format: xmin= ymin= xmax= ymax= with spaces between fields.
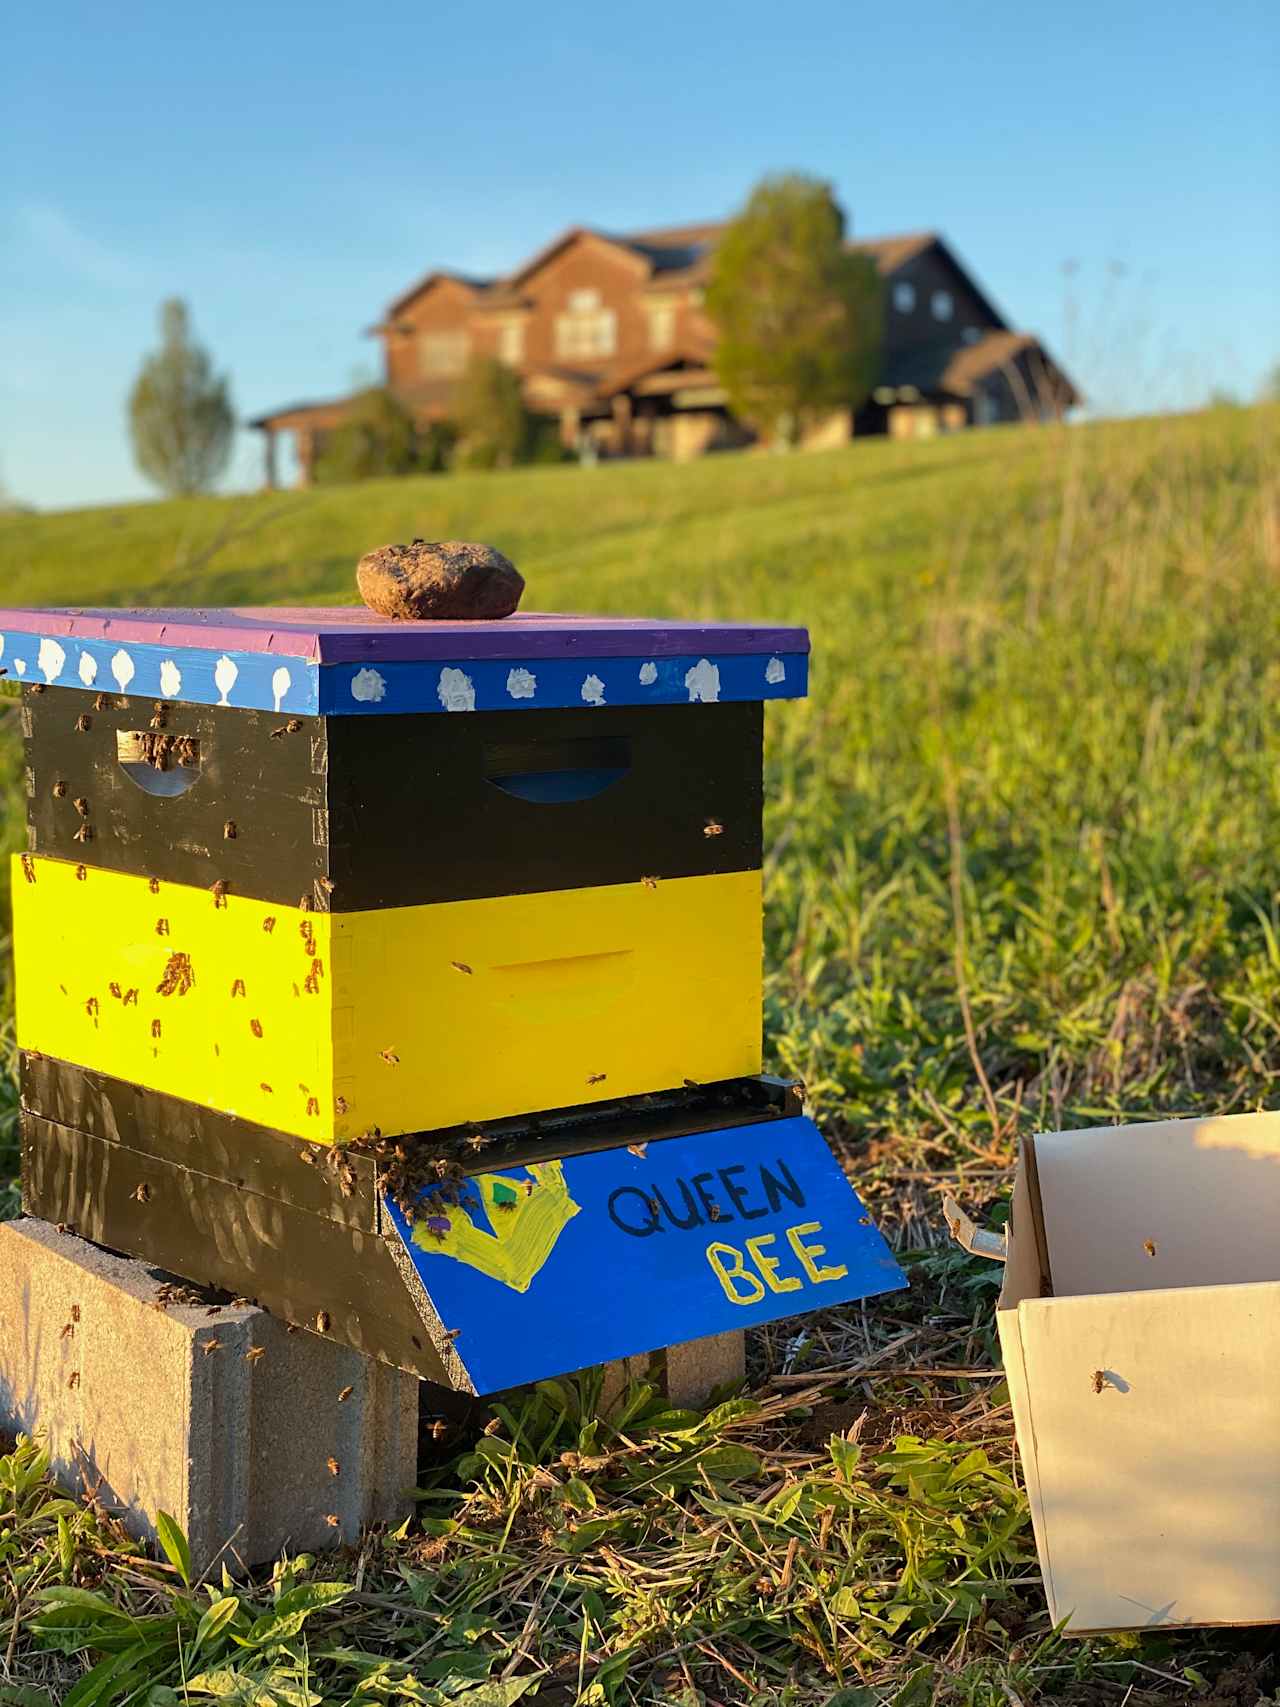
xmin=382 ymin=1115 xmax=907 ymax=1394
xmin=942 ymin=1194 xmax=1008 ymax=1261
xmin=1033 ymin=1112 xmax=1280 ymax=1297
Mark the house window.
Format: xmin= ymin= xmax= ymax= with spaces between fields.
xmin=647 ymin=303 xmax=676 ymax=351
xmin=555 ymin=288 xmax=616 ymax=360
xmin=892 ymin=281 xmax=916 ymax=313
xmin=418 ymin=331 xmax=468 ymax=376
xmin=961 ymin=326 xmax=981 ymax=345
xmin=497 ymin=320 xmax=524 ymax=365
xmin=931 ymin=290 xmax=954 ymax=322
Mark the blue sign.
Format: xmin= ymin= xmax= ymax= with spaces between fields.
xmin=383 ymin=1115 xmax=907 ymax=1394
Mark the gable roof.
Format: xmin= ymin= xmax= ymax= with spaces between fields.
xmin=375 ymin=222 xmax=949 ymax=331
xmin=379 ymin=269 xmax=495 ymax=325
xmin=881 ymin=331 xmax=1080 ymax=403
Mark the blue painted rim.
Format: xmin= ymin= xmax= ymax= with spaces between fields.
xmin=1 ymin=628 xmax=808 ymax=715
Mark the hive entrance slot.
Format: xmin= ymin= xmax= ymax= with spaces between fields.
xmin=483 ymin=734 xmax=630 ymax=804
xmin=116 ymin=730 xmax=203 ymax=797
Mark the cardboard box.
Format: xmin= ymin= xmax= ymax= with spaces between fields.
xmin=993 ymin=1114 xmax=1280 ymax=1632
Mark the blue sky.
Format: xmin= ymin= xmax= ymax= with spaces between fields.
xmin=3 ymin=0 xmax=1277 ymax=510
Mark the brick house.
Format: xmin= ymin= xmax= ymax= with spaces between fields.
xmin=250 ymin=223 xmax=1078 ymax=485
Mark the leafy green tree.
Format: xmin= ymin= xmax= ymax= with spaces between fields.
xmin=313 ymin=387 xmax=425 ymax=484
xmin=452 ymin=355 xmax=534 ymax=469
xmin=706 ymin=174 xmax=883 ymax=447
xmin=127 ymin=299 xmax=234 ymax=496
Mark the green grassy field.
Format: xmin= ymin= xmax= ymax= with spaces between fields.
xmin=1 ymin=409 xmax=1278 ymax=1705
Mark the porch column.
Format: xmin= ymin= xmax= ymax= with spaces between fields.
xmin=261 ymin=427 xmax=279 ymax=491
xmin=559 ymin=404 xmax=581 ymax=451
xmin=611 ymin=394 xmax=633 ymax=456
xmin=295 ymin=428 xmax=315 ymax=488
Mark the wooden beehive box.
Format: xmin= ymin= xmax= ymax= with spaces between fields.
xmin=4 ymin=605 xmax=906 ymax=1392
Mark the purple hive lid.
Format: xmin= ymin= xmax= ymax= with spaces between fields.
xmin=0 ymin=606 xmax=809 ymax=664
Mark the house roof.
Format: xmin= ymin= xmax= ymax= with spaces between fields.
xmin=247 ymin=395 xmax=355 ymax=430
xmin=375 ymin=223 xmax=944 ymax=328
xmin=880 ymin=332 xmax=1080 ymax=404
xmin=377 ymin=269 xmax=495 ymax=327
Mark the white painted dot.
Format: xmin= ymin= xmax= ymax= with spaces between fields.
xmin=765 ymin=656 xmax=786 ymax=685
xmin=159 ymin=659 xmax=182 ymax=699
xmin=638 ymin=661 xmax=658 ymax=686
xmin=684 ymin=658 xmax=721 ymax=703
xmin=437 ymin=667 xmax=475 ymax=712
xmin=110 ymin=648 xmax=135 ymax=692
xmin=37 ymin=637 xmax=66 ymax=684
xmin=214 ymin=655 xmax=239 ymax=706
xmin=78 ymin=650 xmax=98 ymax=687
xmin=581 ymin=673 xmax=606 ymax=707
xmin=14 ymin=658 xmax=26 ymax=676
xmin=271 ymin=665 xmax=291 ymax=712
xmin=352 ymin=667 xmax=387 ymax=704
xmin=506 ymin=666 xmax=536 ymax=701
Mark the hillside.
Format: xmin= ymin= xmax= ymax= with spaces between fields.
xmin=1 ymin=409 xmax=1278 ymax=1702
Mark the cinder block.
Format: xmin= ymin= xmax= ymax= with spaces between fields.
xmin=601 ymin=1330 xmax=746 ymax=1412
xmin=0 ymin=1217 xmax=418 ymax=1573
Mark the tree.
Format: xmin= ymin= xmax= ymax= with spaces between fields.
xmin=127 ymin=299 xmax=234 ymax=496
xmin=313 ymin=387 xmax=433 ymax=484
xmin=452 ymin=355 xmax=534 ymax=469
xmin=705 ymin=174 xmax=883 ymax=447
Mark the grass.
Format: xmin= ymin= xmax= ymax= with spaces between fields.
xmin=1 ymin=408 xmax=1279 ymax=1704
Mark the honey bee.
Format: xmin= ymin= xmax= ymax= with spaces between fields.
xmin=52 ymin=781 xmax=68 ymax=799
xmin=202 ymin=1338 xmax=223 ymax=1355
xmin=324 ymin=1513 xmax=340 ymax=1529
xmin=626 ymin=1142 xmax=648 ymax=1158
xmin=244 ymin=1346 xmax=267 ymax=1365
xmin=316 ymin=1311 xmax=330 ymax=1333
xmin=223 ymin=821 xmax=237 ymax=840
xmin=1143 ymin=1239 xmax=1157 ymax=1258
xmin=68 ymin=1371 xmax=81 ymax=1390
xmin=451 ymin=960 xmax=473 ymax=976
xmin=587 ymin=1072 xmax=607 ymax=1085
xmin=703 ymin=819 xmax=724 ymax=838
xmin=230 ymin=978 xmax=246 ymax=998
xmin=262 ymin=916 xmax=277 ymax=934
xmin=72 ymin=824 xmax=92 ymax=843
xmin=1091 ymin=1370 xmax=1107 ymax=1395
xmin=327 ymin=1457 xmax=340 ymax=1477
xmin=337 ymin=1385 xmax=354 ymax=1403
xmin=73 ymin=797 xmax=90 ymax=818
xmin=20 ymin=854 xmax=36 ymax=883
xmin=250 ymin=1018 xmax=264 ymax=1038
xmin=380 ymin=1047 xmax=400 ymax=1065
xmin=640 ymin=875 xmax=659 ymax=889
xmin=75 ymin=714 xmax=92 ymax=733
xmin=210 ymin=880 xmax=228 ymax=908
xmin=131 ymin=1183 xmax=151 ymax=1204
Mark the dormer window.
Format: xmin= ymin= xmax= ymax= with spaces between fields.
xmin=931 ymin=290 xmax=954 ymax=322
xmin=555 ymin=288 xmax=616 ymax=360
xmin=892 ymin=281 xmax=916 ymax=313
xmin=961 ymin=326 xmax=981 ymax=345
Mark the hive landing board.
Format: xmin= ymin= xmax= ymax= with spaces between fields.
xmin=383 ymin=1114 xmax=908 ymax=1394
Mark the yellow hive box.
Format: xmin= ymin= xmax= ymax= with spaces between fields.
xmin=13 ymin=856 xmax=762 ymax=1142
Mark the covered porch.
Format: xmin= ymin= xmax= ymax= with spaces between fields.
xmin=247 ymin=397 xmax=355 ymax=488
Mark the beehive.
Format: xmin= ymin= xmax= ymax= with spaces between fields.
xmin=4 ymin=604 xmax=905 ymax=1392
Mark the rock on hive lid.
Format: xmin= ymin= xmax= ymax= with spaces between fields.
xmin=0 ymin=607 xmax=810 ymax=716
